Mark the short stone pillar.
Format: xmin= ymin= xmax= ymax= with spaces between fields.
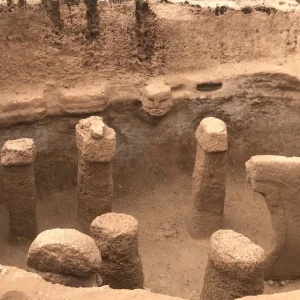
xmin=76 ymin=116 xmax=116 ymax=231
xmin=1 ymin=138 xmax=37 ymax=239
xmin=201 ymin=230 xmax=265 ymax=300
xmin=187 ymin=117 xmax=228 ymax=238
xmin=90 ymin=213 xmax=144 ymax=289
xmin=246 ymin=155 xmax=300 ymax=279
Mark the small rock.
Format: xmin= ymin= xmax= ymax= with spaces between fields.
xmin=267 ymin=280 xmax=275 ymax=286
xmin=190 ymin=290 xmax=200 ymax=300
xmin=89 ymin=118 xmax=105 ymax=139
xmin=0 ymin=291 xmax=30 ymax=300
xmin=280 ymin=280 xmax=287 ymax=286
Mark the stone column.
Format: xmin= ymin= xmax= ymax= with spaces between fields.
xmin=246 ymin=155 xmax=300 ymax=280
xmin=90 ymin=213 xmax=144 ymax=289
xmin=201 ymin=230 xmax=265 ymax=300
xmin=1 ymin=138 xmax=37 ymax=239
xmin=76 ymin=116 xmax=116 ymax=231
xmin=187 ymin=117 xmax=228 ymax=238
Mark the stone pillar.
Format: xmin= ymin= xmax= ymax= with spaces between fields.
xmin=187 ymin=117 xmax=228 ymax=238
xmin=90 ymin=213 xmax=144 ymax=289
xmin=246 ymin=155 xmax=300 ymax=280
xmin=1 ymin=138 xmax=37 ymax=239
xmin=201 ymin=230 xmax=265 ymax=300
xmin=76 ymin=116 xmax=116 ymax=231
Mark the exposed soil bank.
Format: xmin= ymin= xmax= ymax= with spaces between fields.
xmin=1 ymin=1 xmax=300 ymax=89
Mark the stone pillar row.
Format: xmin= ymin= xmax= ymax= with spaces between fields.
xmin=25 ymin=213 xmax=144 ymax=290
xmin=0 ymin=116 xmax=116 ymax=239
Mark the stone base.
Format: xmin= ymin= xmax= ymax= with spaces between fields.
xmin=35 ymin=271 xmax=99 ymax=288
xmin=100 ymin=257 xmax=144 ymax=290
xmin=201 ymin=261 xmax=263 ymax=300
xmin=186 ymin=210 xmax=222 ymax=239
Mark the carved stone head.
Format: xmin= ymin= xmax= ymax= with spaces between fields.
xmin=142 ymin=83 xmax=173 ymax=117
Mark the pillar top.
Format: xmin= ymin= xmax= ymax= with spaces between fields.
xmin=195 ymin=117 xmax=228 ymax=152
xmin=246 ymin=155 xmax=300 ymax=184
xmin=91 ymin=213 xmax=138 ymax=238
xmin=76 ymin=116 xmax=116 ymax=163
xmin=1 ymin=138 xmax=36 ymax=166
xmin=209 ymin=230 xmax=265 ymax=278
xmin=90 ymin=213 xmax=139 ymax=256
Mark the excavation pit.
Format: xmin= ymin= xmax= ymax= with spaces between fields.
xmin=1 ymin=70 xmax=300 ymax=297
xmin=1 ymin=0 xmax=300 ymax=299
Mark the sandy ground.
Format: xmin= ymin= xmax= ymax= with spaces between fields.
xmin=0 ymin=169 xmax=298 ymax=299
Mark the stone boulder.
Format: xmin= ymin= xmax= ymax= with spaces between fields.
xmin=27 ymin=228 xmax=101 ymax=277
xmin=0 ymin=291 xmax=30 ymax=300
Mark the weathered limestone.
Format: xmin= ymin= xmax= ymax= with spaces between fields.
xmin=60 ymin=84 xmax=109 ymax=114
xmin=34 ymin=271 xmax=99 ymax=288
xmin=201 ymin=230 xmax=265 ymax=300
xmin=187 ymin=117 xmax=228 ymax=238
xmin=142 ymin=83 xmax=173 ymax=116
xmin=0 ymin=96 xmax=46 ymax=128
xmin=90 ymin=213 xmax=144 ymax=289
xmin=1 ymin=138 xmax=37 ymax=239
xmin=246 ymin=155 xmax=300 ymax=279
xmin=26 ymin=228 xmax=102 ymax=278
xmin=76 ymin=116 xmax=116 ymax=231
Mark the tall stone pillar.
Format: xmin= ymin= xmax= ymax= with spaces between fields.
xmin=90 ymin=213 xmax=144 ymax=289
xmin=246 ymin=155 xmax=300 ymax=279
xmin=76 ymin=116 xmax=116 ymax=231
xmin=187 ymin=117 xmax=228 ymax=238
xmin=1 ymin=138 xmax=37 ymax=239
xmin=201 ymin=230 xmax=265 ymax=300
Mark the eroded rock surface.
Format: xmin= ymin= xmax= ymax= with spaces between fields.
xmin=1 ymin=138 xmax=37 ymax=166
xmin=35 ymin=271 xmax=99 ymax=287
xmin=27 ymin=228 xmax=101 ymax=277
xmin=76 ymin=116 xmax=116 ymax=163
xmin=201 ymin=230 xmax=265 ymax=300
xmin=90 ymin=213 xmax=144 ymax=289
xmin=246 ymin=155 xmax=300 ymax=279
xmin=1 ymin=138 xmax=37 ymax=239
